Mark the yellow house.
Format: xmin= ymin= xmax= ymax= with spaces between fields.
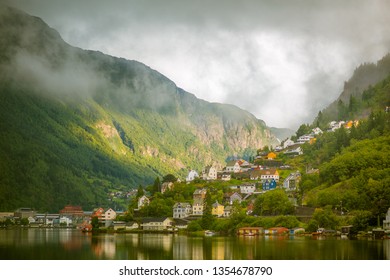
xmin=212 ymin=201 xmax=224 ymax=217
xmin=267 ymin=152 xmax=277 ymax=160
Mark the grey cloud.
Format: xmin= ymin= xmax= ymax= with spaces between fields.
xmin=4 ymin=0 xmax=390 ymax=128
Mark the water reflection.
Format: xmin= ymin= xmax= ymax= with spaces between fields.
xmin=0 ymin=229 xmax=388 ymax=260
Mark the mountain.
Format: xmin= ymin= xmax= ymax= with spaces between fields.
xmin=0 ymin=6 xmax=278 ymax=211
xmin=293 ymin=55 xmax=390 ymax=225
xmin=314 ymin=53 xmax=390 ymax=127
xmin=269 ymin=127 xmax=294 ymax=142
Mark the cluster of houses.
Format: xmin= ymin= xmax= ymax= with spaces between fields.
xmin=137 ymin=167 xmax=301 ymax=223
xmin=186 ymin=160 xmax=285 ymax=183
xmin=0 ymin=205 xmax=124 ymax=229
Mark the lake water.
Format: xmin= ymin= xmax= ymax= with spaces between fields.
xmin=0 ymin=228 xmax=389 ymax=260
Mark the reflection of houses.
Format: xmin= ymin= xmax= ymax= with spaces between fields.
xmin=138 ymin=195 xmax=150 ymax=209
xmin=283 ymin=171 xmax=301 ymax=191
xmin=384 ymin=208 xmax=390 ymax=230
xmin=173 ymin=202 xmax=192 ymax=218
xmin=141 ymin=217 xmax=173 ymax=231
xmin=211 ymin=201 xmax=224 ymax=217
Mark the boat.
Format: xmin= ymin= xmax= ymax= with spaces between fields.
xmin=312 ymin=228 xmax=324 ymax=236
xmin=204 ymin=230 xmax=215 ymax=236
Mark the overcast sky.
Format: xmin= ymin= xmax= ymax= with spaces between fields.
xmin=5 ymin=0 xmax=390 ymax=129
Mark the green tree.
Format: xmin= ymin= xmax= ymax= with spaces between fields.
xmin=91 ymin=216 xmax=100 ymax=229
xmin=136 ymin=185 xmax=144 ymax=198
xmin=349 ymin=210 xmax=373 ymax=233
xmin=253 ymin=189 xmax=294 ymax=216
xmin=162 ymin=174 xmax=177 ymax=183
xmin=20 ymin=217 xmax=29 ymax=226
xmin=309 ymin=208 xmax=339 ymax=230
xmin=200 ymin=193 xmax=215 ymax=230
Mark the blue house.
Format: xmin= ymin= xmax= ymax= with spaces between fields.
xmin=262 ymin=179 xmax=277 ymax=190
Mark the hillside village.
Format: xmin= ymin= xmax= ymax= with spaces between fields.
xmin=4 ymin=117 xmax=388 ymax=237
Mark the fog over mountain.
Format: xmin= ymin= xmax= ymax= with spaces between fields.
xmin=0 ymin=5 xmax=281 ymax=210
xmin=6 ymin=0 xmax=390 ymax=129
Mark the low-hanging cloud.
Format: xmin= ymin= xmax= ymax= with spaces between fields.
xmin=5 ymin=0 xmax=390 ymax=128
xmin=5 ymin=50 xmax=106 ymax=100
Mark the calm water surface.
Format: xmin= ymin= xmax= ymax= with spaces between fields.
xmin=0 ymin=228 xmax=389 ymax=260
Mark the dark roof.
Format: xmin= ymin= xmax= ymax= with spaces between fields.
xmin=141 ymin=217 xmax=171 ymax=223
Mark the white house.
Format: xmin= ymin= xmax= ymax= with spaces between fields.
xmin=312 ymin=127 xmax=323 ymax=135
xmin=284 ymin=146 xmax=303 ymax=156
xmin=220 ymin=173 xmax=231 ymax=181
xmin=240 ymin=183 xmax=256 ymax=194
xmin=274 ymin=146 xmax=283 ymax=152
xmin=59 ymin=216 xmax=73 ymax=226
xmin=297 ymin=134 xmax=314 ymax=144
xmin=113 ymin=221 xmax=139 ymax=231
xmin=283 ymin=139 xmax=295 ymax=149
xmin=202 ymin=165 xmax=218 ymax=180
xmin=104 ymin=208 xmax=117 ymax=221
xmin=186 ymin=170 xmax=199 ymax=182
xmin=225 ymin=160 xmax=241 ymax=173
xmin=260 ymin=169 xmax=279 ymax=182
xmin=141 ymin=217 xmax=173 ymax=231
xmin=173 ymin=202 xmax=192 ymax=219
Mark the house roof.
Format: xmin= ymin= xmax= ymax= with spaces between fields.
xmin=212 ymin=201 xmax=223 ymax=207
xmin=193 ymin=188 xmax=207 ymax=195
xmin=141 ymin=217 xmax=172 ymax=223
xmin=173 ymin=202 xmax=191 ymax=208
xmin=226 ymin=160 xmax=239 ymax=166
